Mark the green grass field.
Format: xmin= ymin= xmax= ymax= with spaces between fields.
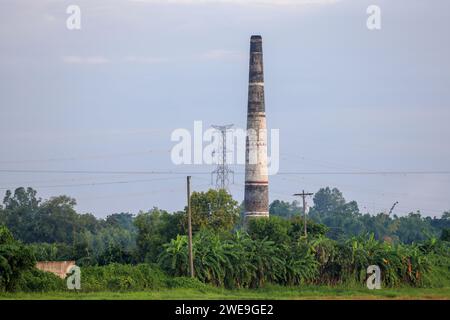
xmin=1 ymin=286 xmax=449 ymax=300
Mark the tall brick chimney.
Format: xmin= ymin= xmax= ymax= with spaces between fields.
xmin=244 ymin=35 xmax=269 ymax=220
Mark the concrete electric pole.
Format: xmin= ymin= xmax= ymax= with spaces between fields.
xmin=186 ymin=176 xmax=194 ymax=278
xmin=293 ymin=190 xmax=314 ymax=238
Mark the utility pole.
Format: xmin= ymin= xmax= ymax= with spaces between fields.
xmin=293 ymin=190 xmax=314 ymax=238
xmin=187 ymin=176 xmax=194 ymax=278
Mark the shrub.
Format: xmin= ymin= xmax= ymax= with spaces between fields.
xmin=247 ymin=216 xmax=328 ymax=244
xmin=166 ymin=277 xmax=208 ymax=289
xmin=247 ymin=216 xmax=290 ymax=243
xmin=18 ymin=268 xmax=66 ymax=292
xmin=81 ymin=263 xmax=168 ymax=291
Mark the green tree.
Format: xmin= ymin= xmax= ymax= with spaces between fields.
xmin=33 ymin=195 xmax=80 ymax=244
xmin=189 ymin=189 xmax=240 ymax=232
xmin=105 ymin=213 xmax=135 ymax=231
xmin=312 ymin=187 xmax=346 ymax=215
xmin=1 ymin=187 xmax=41 ymax=242
xmin=248 ymin=216 xmax=328 ymax=244
xmin=247 ymin=216 xmax=290 ymax=243
xmin=135 ymin=208 xmax=183 ymax=263
xmin=441 ymin=228 xmax=450 ymax=242
xmin=3 ymin=187 xmax=40 ymax=210
xmin=0 ymin=226 xmax=35 ymax=292
xmin=1 ymin=189 xmax=102 ymax=244
xmin=395 ymin=212 xmax=437 ymax=244
xmin=269 ymin=200 xmax=301 ymax=218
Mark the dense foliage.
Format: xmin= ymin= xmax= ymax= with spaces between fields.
xmin=0 ymin=226 xmax=35 ymax=292
xmin=0 ymin=186 xmax=449 ymax=293
xmin=157 ymin=218 xmax=448 ymax=289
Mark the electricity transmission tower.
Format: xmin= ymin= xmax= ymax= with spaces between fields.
xmin=211 ymin=124 xmax=234 ymax=190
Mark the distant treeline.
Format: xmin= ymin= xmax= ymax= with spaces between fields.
xmin=0 ymin=186 xmax=449 ymax=266
xmin=270 ymin=187 xmax=450 ymax=243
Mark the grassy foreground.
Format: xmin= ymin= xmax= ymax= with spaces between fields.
xmin=1 ymin=286 xmax=449 ymax=300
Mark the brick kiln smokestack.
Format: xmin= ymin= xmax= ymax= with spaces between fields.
xmin=244 ymin=35 xmax=269 ymax=220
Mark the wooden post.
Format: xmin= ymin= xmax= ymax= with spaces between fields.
xmin=187 ymin=176 xmax=194 ymax=277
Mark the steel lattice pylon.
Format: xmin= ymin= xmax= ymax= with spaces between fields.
xmin=211 ymin=124 xmax=234 ymax=191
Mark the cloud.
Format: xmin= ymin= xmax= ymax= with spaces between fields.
xmin=62 ymin=56 xmax=110 ymax=65
xmin=201 ymin=49 xmax=246 ymax=61
xmin=43 ymin=14 xmax=57 ymax=23
xmin=61 ymin=51 xmax=244 ymax=65
xmin=123 ymin=56 xmax=168 ymax=64
xmin=61 ymin=55 xmax=169 ymax=65
xmin=129 ymin=0 xmax=340 ymax=6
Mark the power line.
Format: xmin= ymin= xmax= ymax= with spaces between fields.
xmin=0 ymin=149 xmax=171 ymax=164
xmin=275 ymin=175 xmax=450 ymax=205
xmin=0 ymin=169 xmax=447 ymax=215
xmin=0 ymin=169 xmax=198 ymax=175
xmin=277 ymin=171 xmax=450 ymax=175
xmin=230 ymin=182 xmax=448 ymax=217
xmin=1 ymin=169 xmax=450 ymax=175
xmin=280 ymin=152 xmax=371 ymax=172
xmin=0 ymin=176 xmax=123 ymax=186
xmin=0 ymin=177 xmax=184 ymax=190
xmin=76 ymin=183 xmax=212 ymax=201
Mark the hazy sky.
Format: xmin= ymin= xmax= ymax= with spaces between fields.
xmin=1 ymin=0 xmax=449 ymax=218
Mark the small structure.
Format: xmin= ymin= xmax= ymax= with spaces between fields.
xmin=36 ymin=261 xmax=76 ymax=279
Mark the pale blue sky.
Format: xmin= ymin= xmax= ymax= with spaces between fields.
xmin=1 ymin=0 xmax=449 ymax=217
